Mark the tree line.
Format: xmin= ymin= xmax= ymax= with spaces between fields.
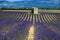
xmin=0 ymin=7 xmax=60 ymax=10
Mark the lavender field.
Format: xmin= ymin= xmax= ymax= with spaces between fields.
xmin=0 ymin=11 xmax=60 ymax=40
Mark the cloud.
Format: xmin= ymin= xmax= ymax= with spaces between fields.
xmin=38 ymin=0 xmax=59 ymax=4
xmin=53 ymin=0 xmax=59 ymax=4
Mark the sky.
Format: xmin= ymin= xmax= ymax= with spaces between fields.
xmin=6 ymin=0 xmax=59 ymax=4
xmin=6 ymin=0 xmax=32 ymax=1
xmin=0 ymin=0 xmax=59 ymax=2
xmin=0 ymin=0 xmax=59 ymax=8
xmin=7 ymin=0 xmax=24 ymax=1
xmin=0 ymin=0 xmax=30 ymax=1
xmin=0 ymin=0 xmax=59 ymax=4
